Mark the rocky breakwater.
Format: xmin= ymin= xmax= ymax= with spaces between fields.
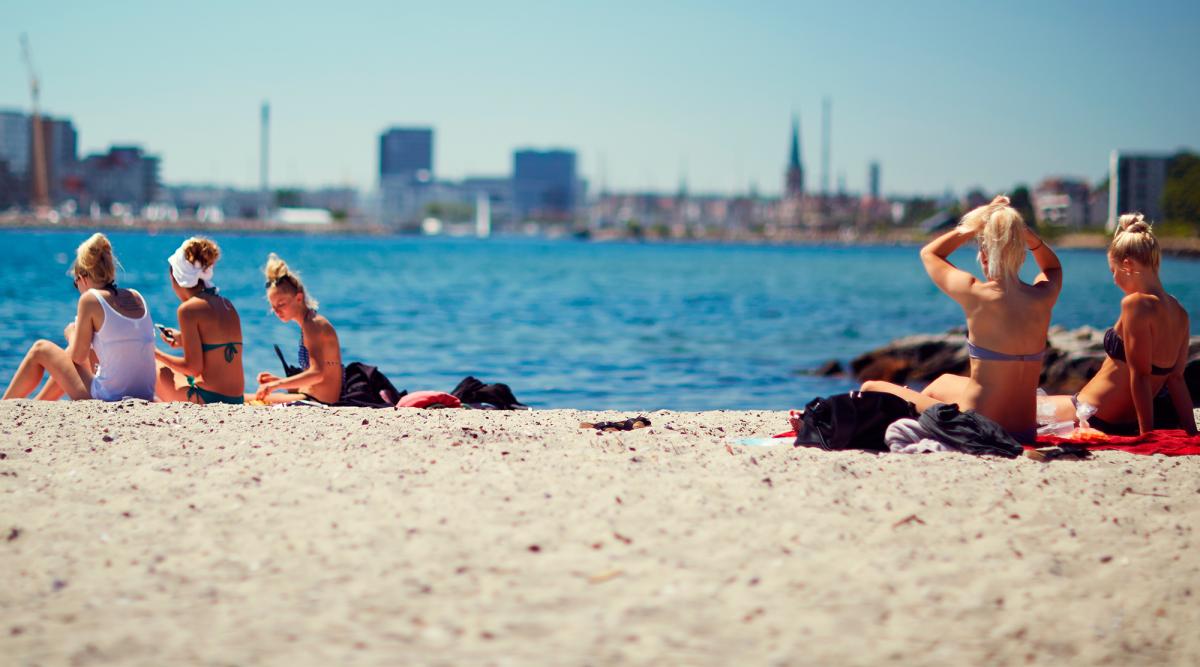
xmin=845 ymin=326 xmax=1200 ymax=399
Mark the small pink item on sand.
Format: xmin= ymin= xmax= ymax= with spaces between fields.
xmin=395 ymin=391 xmax=462 ymax=409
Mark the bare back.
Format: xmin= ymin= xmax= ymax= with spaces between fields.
xmin=180 ymin=292 xmax=244 ymax=396
xmin=1078 ymin=292 xmax=1190 ymax=423
xmin=959 ymin=279 xmax=1056 ymax=434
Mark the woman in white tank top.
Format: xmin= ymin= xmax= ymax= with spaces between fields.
xmin=2 ymin=233 xmax=156 ymax=402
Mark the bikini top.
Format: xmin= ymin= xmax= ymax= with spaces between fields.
xmin=966 ymin=339 xmax=1047 ymax=363
xmin=1103 ymin=327 xmax=1172 ymax=375
xmin=202 ymin=341 xmax=242 ymax=362
xmin=194 ymin=286 xmax=242 ymax=362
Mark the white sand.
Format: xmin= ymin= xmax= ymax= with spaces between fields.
xmin=2 ymin=401 xmax=1198 ymax=665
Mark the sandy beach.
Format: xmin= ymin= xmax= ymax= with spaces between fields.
xmin=2 ymin=401 xmax=1198 ymax=666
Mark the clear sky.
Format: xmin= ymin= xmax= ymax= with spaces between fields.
xmin=3 ymin=1 xmax=1198 ymax=196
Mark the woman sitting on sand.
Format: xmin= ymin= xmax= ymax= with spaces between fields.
xmin=860 ymin=195 xmax=1062 ymax=443
xmin=155 ymin=237 xmax=245 ymax=405
xmin=250 ymin=253 xmax=343 ymax=404
xmin=3 ymin=233 xmax=156 ymax=401
xmin=1044 ymin=214 xmax=1197 ymax=436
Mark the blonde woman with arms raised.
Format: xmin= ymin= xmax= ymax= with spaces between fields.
xmin=1046 ymin=214 xmax=1197 ymax=436
xmin=861 ymin=195 xmax=1062 ymax=442
xmin=3 ymin=233 xmax=156 ymax=401
xmin=251 ymin=253 xmax=343 ymax=404
xmin=155 ymin=237 xmax=245 ymax=404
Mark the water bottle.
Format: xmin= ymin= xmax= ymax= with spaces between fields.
xmin=1075 ymin=399 xmax=1097 ymax=430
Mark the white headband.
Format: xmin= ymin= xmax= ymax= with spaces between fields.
xmin=168 ymin=244 xmax=214 ymax=288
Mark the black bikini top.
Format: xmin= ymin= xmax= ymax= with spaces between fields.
xmin=1103 ymin=327 xmax=1172 ymax=375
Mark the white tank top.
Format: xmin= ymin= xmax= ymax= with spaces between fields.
xmin=88 ymin=288 xmax=156 ymax=401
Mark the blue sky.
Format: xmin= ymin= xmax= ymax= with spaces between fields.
xmin=3 ymin=1 xmax=1198 ymax=196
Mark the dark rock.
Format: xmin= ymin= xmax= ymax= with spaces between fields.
xmin=853 ymin=325 xmax=1200 ymax=403
xmin=814 ymin=360 xmax=844 ymax=376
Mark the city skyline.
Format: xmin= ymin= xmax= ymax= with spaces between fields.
xmin=4 ymin=1 xmax=1199 ymax=196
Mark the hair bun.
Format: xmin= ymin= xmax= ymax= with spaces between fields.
xmin=1116 ymin=212 xmax=1152 ymax=236
xmin=183 ymin=237 xmax=220 ymax=269
xmin=990 ymin=195 xmax=1011 ymax=208
xmin=264 ymin=252 xmax=289 ymax=282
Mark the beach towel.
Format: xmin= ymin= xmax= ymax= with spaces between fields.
xmin=1035 ymin=429 xmax=1200 ymax=457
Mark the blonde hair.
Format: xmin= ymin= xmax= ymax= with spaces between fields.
xmin=182 ymin=236 xmax=220 ymax=270
xmin=1110 ymin=212 xmax=1160 ymax=272
xmin=72 ymin=232 xmax=118 ymax=285
xmin=957 ymin=195 xmax=1027 ymax=282
xmin=264 ymin=252 xmax=318 ymax=309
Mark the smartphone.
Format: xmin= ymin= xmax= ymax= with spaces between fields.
xmin=155 ymin=323 xmax=175 ymax=341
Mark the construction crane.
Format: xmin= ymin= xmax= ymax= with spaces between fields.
xmin=20 ymin=33 xmax=50 ymax=215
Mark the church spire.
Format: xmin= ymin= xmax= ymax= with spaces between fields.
xmin=785 ymin=113 xmax=804 ymax=198
xmin=789 ymin=114 xmax=801 ymax=169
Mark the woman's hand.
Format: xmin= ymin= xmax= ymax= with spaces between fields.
xmin=255 ymin=379 xmax=281 ymax=401
xmin=257 ymin=371 xmax=280 ymax=385
xmin=159 ymin=326 xmax=182 ymax=348
xmin=955 ymin=216 xmax=983 ymax=237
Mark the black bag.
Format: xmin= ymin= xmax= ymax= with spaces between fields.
xmin=274 ymin=344 xmax=303 ymax=378
xmin=794 ymin=391 xmax=917 ymax=452
xmin=336 ymin=362 xmax=407 ymax=408
xmin=450 ymin=375 xmax=528 ymax=410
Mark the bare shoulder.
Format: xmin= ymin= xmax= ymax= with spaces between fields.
xmin=178 ymin=296 xmax=208 ymax=317
xmin=1120 ymin=292 xmax=1158 ymax=317
xmin=306 ymin=313 xmax=339 ymax=341
xmin=77 ymin=289 xmax=99 ymax=308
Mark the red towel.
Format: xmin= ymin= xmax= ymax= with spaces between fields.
xmin=775 ymin=429 xmax=1200 ymax=456
xmin=1035 ymin=429 xmax=1200 ymax=457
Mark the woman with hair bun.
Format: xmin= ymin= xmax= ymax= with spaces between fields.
xmin=3 ymin=233 xmax=156 ymax=401
xmin=1045 ymin=214 xmax=1197 ymax=435
xmin=155 ymin=237 xmax=245 ymax=404
xmin=251 ymin=253 xmax=343 ymax=404
xmin=861 ymin=195 xmax=1063 ymax=442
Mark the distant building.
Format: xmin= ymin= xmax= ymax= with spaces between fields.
xmin=81 ymin=146 xmax=160 ymax=209
xmin=1087 ymin=184 xmax=1109 ymax=227
xmin=513 ymin=149 xmax=578 ymax=222
xmin=35 ymin=115 xmax=80 ymax=204
xmin=461 ymin=176 xmax=514 ymax=224
xmin=868 ymin=162 xmax=880 ymax=200
xmin=1032 ymin=177 xmax=1091 ymax=227
xmin=379 ymin=127 xmax=433 ymax=182
xmin=1112 ymin=152 xmax=1169 ymax=226
xmin=784 ymin=116 xmax=804 ymax=198
xmin=0 ymin=110 xmax=31 ymax=179
xmin=379 ymin=127 xmax=434 ymax=225
xmin=0 ymin=111 xmax=79 ymax=206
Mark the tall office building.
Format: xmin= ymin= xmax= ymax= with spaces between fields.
xmin=0 ymin=110 xmax=31 ymax=177
xmin=1111 ymin=152 xmax=1169 ymax=227
xmin=379 ymin=127 xmax=434 ymax=224
xmin=513 ymin=149 xmax=578 ymax=222
xmin=784 ymin=115 xmax=804 ymax=198
xmin=868 ymin=161 xmax=880 ymax=200
xmin=0 ymin=110 xmax=30 ymax=208
xmin=0 ymin=111 xmax=78 ymax=205
xmin=379 ymin=127 xmax=434 ymax=183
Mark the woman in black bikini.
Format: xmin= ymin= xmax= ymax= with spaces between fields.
xmin=1047 ymin=214 xmax=1197 ymax=436
xmin=155 ymin=237 xmax=245 ymax=404
xmin=250 ymin=253 xmax=343 ymax=404
xmin=861 ymin=195 xmax=1063 ymax=442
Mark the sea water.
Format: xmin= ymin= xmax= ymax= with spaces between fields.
xmin=3 ymin=229 xmax=1199 ymax=410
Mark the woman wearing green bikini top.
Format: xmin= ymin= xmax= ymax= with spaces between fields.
xmin=155 ymin=237 xmax=246 ymax=404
